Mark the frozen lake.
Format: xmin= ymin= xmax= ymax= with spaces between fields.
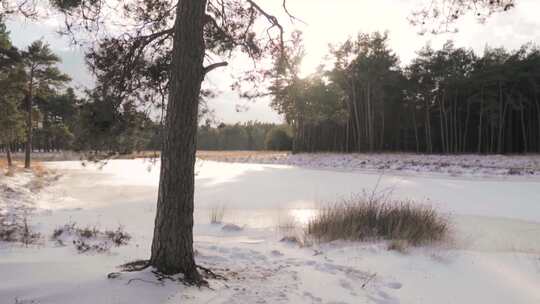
xmin=1 ymin=158 xmax=540 ymax=304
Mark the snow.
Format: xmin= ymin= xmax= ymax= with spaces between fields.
xmin=1 ymin=157 xmax=540 ymax=304
xmin=199 ymin=152 xmax=540 ymax=177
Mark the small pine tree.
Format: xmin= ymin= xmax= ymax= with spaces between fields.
xmin=265 ymin=127 xmax=293 ymax=151
xmin=0 ymin=18 xmax=25 ymax=167
xmin=21 ymin=40 xmax=71 ymax=168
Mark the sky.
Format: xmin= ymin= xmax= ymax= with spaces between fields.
xmin=5 ymin=0 xmax=540 ymax=124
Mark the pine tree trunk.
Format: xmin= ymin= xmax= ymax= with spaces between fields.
xmin=519 ymin=95 xmax=528 ymax=153
xmin=25 ymin=88 xmax=32 ymax=169
xmin=6 ymin=144 xmax=12 ymax=167
xmin=477 ymin=89 xmax=484 ymax=153
xmin=438 ymin=95 xmax=446 ymax=153
xmin=497 ymin=82 xmax=505 ymax=154
xmin=533 ymin=89 xmax=540 ymax=152
xmin=350 ymin=80 xmax=362 ymax=151
xmin=463 ymin=99 xmax=471 ymax=153
xmin=412 ymin=107 xmax=419 ymax=153
xmin=150 ymin=0 xmax=207 ymax=280
xmin=367 ymin=81 xmax=374 ymax=151
xmin=425 ymin=99 xmax=432 ymax=153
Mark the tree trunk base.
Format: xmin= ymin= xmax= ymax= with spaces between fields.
xmin=115 ymin=259 xmax=225 ymax=287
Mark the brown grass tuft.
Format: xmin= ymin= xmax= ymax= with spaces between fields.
xmin=52 ymin=222 xmax=131 ymax=253
xmin=306 ymin=195 xmax=448 ymax=246
xmin=31 ymin=162 xmax=50 ymax=177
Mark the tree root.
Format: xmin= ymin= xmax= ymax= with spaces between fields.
xmin=126 ymin=278 xmax=164 ymax=286
xmin=118 ymin=259 xmax=151 ymax=272
xmin=109 ymin=259 xmax=227 ymax=289
xmin=197 ymin=264 xmax=227 ymax=281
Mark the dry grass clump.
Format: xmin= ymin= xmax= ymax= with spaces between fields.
xmin=4 ymin=166 xmax=16 ymax=177
xmin=52 ymin=222 xmax=131 ymax=253
xmin=0 ymin=159 xmax=7 ymax=170
xmin=32 ymin=162 xmax=50 ymax=178
xmin=0 ymin=215 xmax=41 ymax=245
xmin=306 ymin=196 xmax=448 ymax=246
xmin=26 ymin=162 xmax=60 ymax=192
xmin=197 ymin=150 xmax=288 ymax=162
xmin=1 ymin=160 xmax=56 ymax=181
xmin=0 ymin=160 xmax=20 ymax=176
xmin=105 ymin=227 xmax=132 ymax=246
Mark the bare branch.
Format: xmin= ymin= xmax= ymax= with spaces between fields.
xmin=204 ymin=61 xmax=228 ymax=75
xmin=410 ymin=0 xmax=516 ymax=35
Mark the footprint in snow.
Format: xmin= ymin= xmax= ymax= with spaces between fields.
xmin=302 ymin=291 xmax=322 ymax=303
xmin=386 ymin=282 xmax=402 ymax=290
xmin=270 ymin=250 xmax=283 ymax=257
xmin=339 ymin=278 xmax=353 ymax=290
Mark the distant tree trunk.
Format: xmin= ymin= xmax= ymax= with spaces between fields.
xmin=453 ymin=90 xmax=458 ymax=153
xmin=350 ymin=79 xmax=362 ymax=151
xmin=463 ymin=99 xmax=471 ymax=153
xmin=345 ymin=119 xmax=350 ymax=152
xmin=366 ymin=81 xmax=374 ymax=151
xmin=149 ymin=0 xmax=207 ymax=281
xmin=424 ymin=98 xmax=432 ymax=153
xmin=497 ymin=82 xmax=507 ymax=154
xmin=379 ymin=108 xmax=385 ymax=150
xmin=25 ymin=82 xmax=33 ymax=169
xmin=6 ymin=144 xmax=13 ymax=167
xmin=530 ymin=85 xmax=540 ymax=152
xmin=412 ymin=107 xmax=419 ymax=153
xmin=477 ymin=88 xmax=484 ymax=153
xmin=519 ymin=95 xmax=528 ymax=153
xmin=438 ymin=94 xmax=446 ymax=153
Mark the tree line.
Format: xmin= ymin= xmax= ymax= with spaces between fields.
xmin=0 ymin=19 xmax=165 ymax=162
xmin=1 ymin=18 xmax=291 ymax=164
xmin=197 ymin=122 xmax=291 ymax=151
xmin=271 ymin=32 xmax=540 ymax=154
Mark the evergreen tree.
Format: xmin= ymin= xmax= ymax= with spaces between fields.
xmin=0 ymin=17 xmax=25 ymax=166
xmin=21 ymin=40 xmax=70 ymax=168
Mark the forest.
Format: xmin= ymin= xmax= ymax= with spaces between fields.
xmin=0 ymin=20 xmax=291 ymax=159
xmin=4 ymin=20 xmax=539 ymax=159
xmin=271 ymin=32 xmax=540 ymax=154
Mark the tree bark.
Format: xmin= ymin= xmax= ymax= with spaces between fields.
xmin=536 ymin=94 xmax=540 ymax=152
xmin=412 ymin=107 xmax=419 ymax=153
xmin=519 ymin=95 xmax=528 ymax=153
xmin=463 ymin=98 xmax=471 ymax=153
xmin=477 ymin=88 xmax=484 ymax=153
xmin=6 ymin=144 xmax=12 ymax=167
xmin=150 ymin=0 xmax=207 ymax=281
xmin=350 ymin=79 xmax=362 ymax=151
xmin=25 ymin=83 xmax=33 ymax=169
xmin=438 ymin=94 xmax=446 ymax=153
xmin=497 ymin=82 xmax=506 ymax=154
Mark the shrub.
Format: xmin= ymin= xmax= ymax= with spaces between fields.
xmin=0 ymin=215 xmax=41 ymax=245
xmin=105 ymin=227 xmax=132 ymax=246
xmin=265 ymin=127 xmax=292 ymax=151
xmin=306 ymin=196 xmax=448 ymax=246
xmin=52 ymin=222 xmax=131 ymax=253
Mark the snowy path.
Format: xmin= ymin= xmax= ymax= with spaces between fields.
xmin=1 ymin=159 xmax=540 ymax=304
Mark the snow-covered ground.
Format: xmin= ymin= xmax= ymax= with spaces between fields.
xmin=198 ymin=152 xmax=540 ymax=177
xmin=1 ymin=158 xmax=540 ymax=304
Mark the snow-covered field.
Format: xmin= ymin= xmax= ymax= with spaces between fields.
xmin=1 ymin=157 xmax=540 ymax=304
xmin=198 ymin=152 xmax=540 ymax=177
